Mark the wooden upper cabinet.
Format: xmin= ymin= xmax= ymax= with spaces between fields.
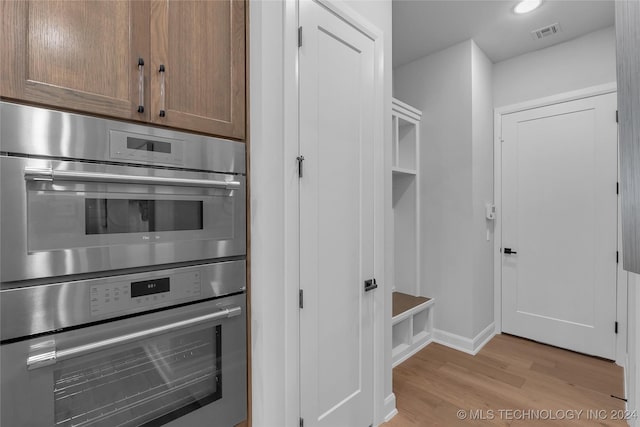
xmin=1 ymin=1 xmax=150 ymax=121
xmin=1 ymin=0 xmax=246 ymax=140
xmin=150 ymin=0 xmax=246 ymax=139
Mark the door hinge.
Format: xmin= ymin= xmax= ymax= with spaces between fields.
xmin=300 ymin=418 xmax=304 ymax=427
xmin=615 ymin=321 xmax=618 ymax=334
xmin=297 ymin=155 xmax=305 ymax=178
xmin=299 ymin=289 xmax=304 ymax=309
xmin=298 ymin=26 xmax=303 ymax=47
xmin=616 ymin=110 xmax=619 ymax=123
xmin=617 ymin=182 xmax=619 ymax=195
xmin=616 ymin=251 xmax=619 ymax=264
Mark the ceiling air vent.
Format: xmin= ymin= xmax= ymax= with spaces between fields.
xmin=531 ymin=23 xmax=562 ymax=40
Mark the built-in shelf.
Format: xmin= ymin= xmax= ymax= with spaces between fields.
xmin=391 ymin=98 xmax=421 ymax=297
xmin=391 ymin=167 xmax=417 ymax=176
xmin=391 ymin=98 xmax=427 ymax=367
xmin=392 ymin=292 xmax=434 ymax=367
xmin=392 ymin=100 xmax=420 ymax=173
xmin=392 ymin=292 xmax=432 ymax=320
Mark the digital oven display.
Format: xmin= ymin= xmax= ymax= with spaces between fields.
xmin=131 ymin=277 xmax=170 ymax=297
xmin=127 ymin=137 xmax=172 ymax=154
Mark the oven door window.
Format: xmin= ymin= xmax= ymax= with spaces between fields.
xmin=85 ymin=199 xmax=203 ymax=234
xmin=27 ymin=189 xmax=234 ymax=252
xmin=53 ymin=326 xmax=221 ymax=427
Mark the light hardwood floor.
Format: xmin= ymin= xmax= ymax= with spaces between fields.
xmin=384 ymin=334 xmax=629 ymax=426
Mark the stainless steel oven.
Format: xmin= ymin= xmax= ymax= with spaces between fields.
xmin=0 ymin=102 xmax=246 ymax=284
xmin=0 ymin=261 xmax=247 ymax=427
xmin=0 ymin=102 xmax=248 ymax=427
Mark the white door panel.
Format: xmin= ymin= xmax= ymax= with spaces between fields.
xmin=501 ymin=93 xmax=617 ymax=359
xmin=299 ymin=1 xmax=375 ymax=426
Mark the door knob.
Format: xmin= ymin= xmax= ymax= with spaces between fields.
xmin=504 ymin=247 xmax=518 ymax=255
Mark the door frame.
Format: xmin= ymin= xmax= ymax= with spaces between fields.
xmin=285 ymin=0 xmax=387 ymax=425
xmin=493 ymin=82 xmax=627 ymax=365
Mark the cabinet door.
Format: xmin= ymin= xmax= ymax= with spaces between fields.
xmin=150 ymin=0 xmax=246 ymax=140
xmin=1 ymin=1 xmax=149 ymax=121
xmin=616 ymin=0 xmax=640 ymax=274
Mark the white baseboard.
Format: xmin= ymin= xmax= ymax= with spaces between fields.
xmin=433 ymin=322 xmax=496 ymax=356
xmin=433 ymin=329 xmax=473 ymax=354
xmin=473 ymin=322 xmax=497 ymax=354
xmin=392 ymin=336 xmax=432 ymax=368
xmin=384 ymin=393 xmax=398 ymax=422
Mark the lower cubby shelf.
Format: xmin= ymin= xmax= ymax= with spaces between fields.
xmin=391 ymin=292 xmax=434 ymax=367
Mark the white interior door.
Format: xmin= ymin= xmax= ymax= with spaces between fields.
xmin=299 ymin=1 xmax=375 ymax=426
xmin=501 ymin=92 xmax=618 ymax=359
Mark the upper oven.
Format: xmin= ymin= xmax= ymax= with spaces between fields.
xmin=0 ymin=102 xmax=246 ymax=284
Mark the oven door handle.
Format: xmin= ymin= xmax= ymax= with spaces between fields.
xmin=26 ymin=305 xmax=242 ymax=370
xmin=24 ymin=167 xmax=241 ymax=190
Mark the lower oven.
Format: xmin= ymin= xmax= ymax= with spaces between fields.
xmin=0 ymin=261 xmax=247 ymax=427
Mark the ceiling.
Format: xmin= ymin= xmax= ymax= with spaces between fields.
xmin=392 ymin=0 xmax=614 ymax=68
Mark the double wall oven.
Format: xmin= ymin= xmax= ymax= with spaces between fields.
xmin=0 ymin=102 xmax=247 ymax=427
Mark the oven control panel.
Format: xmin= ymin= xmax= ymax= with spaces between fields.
xmin=109 ymin=130 xmax=184 ymax=166
xmin=90 ymin=271 xmax=201 ymax=317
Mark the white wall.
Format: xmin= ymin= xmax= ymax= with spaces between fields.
xmin=394 ymin=40 xmax=474 ymax=339
xmin=250 ymin=1 xmax=393 ymax=426
xmin=628 ymin=272 xmax=640 ymax=427
xmin=394 ymin=40 xmax=494 ymax=344
xmin=470 ymin=41 xmax=495 ymax=336
xmin=249 ymin=2 xmax=288 ymax=425
xmin=493 ymin=26 xmax=616 ymax=107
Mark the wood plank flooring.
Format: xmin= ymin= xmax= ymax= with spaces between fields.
xmin=384 ymin=334 xmax=628 ymax=427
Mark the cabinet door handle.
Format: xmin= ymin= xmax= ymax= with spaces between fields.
xmin=159 ymin=64 xmax=166 ymax=117
xmin=137 ymin=58 xmax=145 ymax=113
xmin=24 ymin=167 xmax=242 ymax=190
xmin=27 ymin=306 xmax=242 ymax=370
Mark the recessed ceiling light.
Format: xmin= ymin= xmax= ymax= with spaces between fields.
xmin=514 ymin=0 xmax=542 ymax=14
